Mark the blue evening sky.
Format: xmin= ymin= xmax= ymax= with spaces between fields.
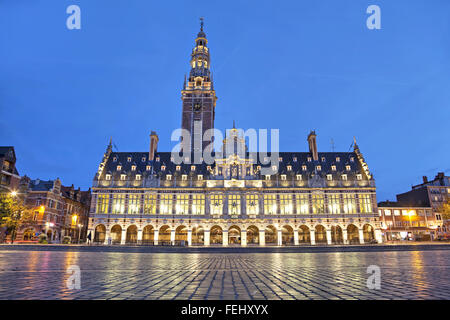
xmin=0 ymin=0 xmax=449 ymax=201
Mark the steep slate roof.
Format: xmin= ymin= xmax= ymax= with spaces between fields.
xmin=98 ymin=150 xmax=367 ymax=181
xmin=28 ymin=179 xmax=55 ymax=192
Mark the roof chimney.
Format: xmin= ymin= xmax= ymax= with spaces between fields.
xmin=422 ymin=176 xmax=428 ymax=183
xmin=307 ymin=130 xmax=318 ymax=161
xmin=149 ymin=131 xmax=159 ymax=161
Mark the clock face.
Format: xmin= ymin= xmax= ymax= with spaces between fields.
xmin=194 ymin=104 xmax=201 ymax=111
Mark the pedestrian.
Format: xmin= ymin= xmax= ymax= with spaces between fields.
xmin=87 ymin=231 xmax=91 ymax=245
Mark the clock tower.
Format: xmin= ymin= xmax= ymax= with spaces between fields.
xmin=180 ymin=19 xmax=217 ymax=154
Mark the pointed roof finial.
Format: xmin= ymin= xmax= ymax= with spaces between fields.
xmin=233 ymin=120 xmax=236 ymax=129
xmin=200 ymin=17 xmax=204 ymax=31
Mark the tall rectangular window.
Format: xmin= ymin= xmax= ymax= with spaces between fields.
xmin=312 ymin=194 xmax=325 ymax=214
xmin=343 ymin=194 xmax=356 ymax=214
xmin=359 ymin=194 xmax=372 ymax=213
xmin=264 ymin=194 xmax=277 ymax=215
xmin=96 ymin=194 xmax=109 ymax=214
xmin=296 ymin=194 xmax=309 ymax=214
xmin=192 ymin=194 xmax=205 ymax=215
xmin=246 ymin=194 xmax=259 ymax=215
xmin=128 ymin=194 xmax=140 ymax=214
xmin=176 ymin=194 xmax=189 ymax=214
xmin=112 ymin=194 xmax=125 ymax=214
xmin=279 ymin=194 xmax=293 ymax=214
xmin=160 ymin=194 xmax=172 ymax=215
xmin=328 ymin=194 xmax=341 ymax=214
xmin=228 ymin=195 xmax=241 ymax=215
xmin=210 ymin=194 xmax=223 ymax=215
xmin=143 ymin=194 xmax=157 ymax=214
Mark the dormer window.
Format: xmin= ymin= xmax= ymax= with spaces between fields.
xmin=146 ymin=165 xmax=151 ymax=171
xmin=293 ymin=157 xmax=297 ymax=162
xmin=296 ymin=174 xmax=302 ymax=180
xmin=307 ymin=157 xmax=312 ymax=162
xmin=341 ymin=174 xmax=347 ymax=181
xmin=141 ymin=157 xmax=146 ymax=162
xmin=113 ymin=157 xmax=117 ymax=162
xmin=272 ymin=165 xmax=277 ymax=172
xmin=198 ymin=175 xmax=203 ymax=180
xmin=127 ymin=157 xmax=132 ymax=162
xmin=105 ymin=174 xmax=111 ymax=181
xmin=166 ymin=174 xmax=172 ymax=180
xmin=191 ymin=165 xmax=196 ymax=171
xmin=131 ymin=165 xmax=136 ymax=171
xmin=350 ymin=157 xmax=354 ymax=162
xmin=331 ymin=165 xmax=337 ymax=171
xmin=287 ymin=165 xmax=292 ymax=171
xmin=346 ymin=165 xmax=351 ymax=171
xmin=356 ymin=174 xmax=362 ymax=180
xmin=120 ymin=174 xmax=126 ymax=181
xmin=281 ymin=175 xmax=286 ymax=181
xmin=316 ymin=165 xmax=321 ymax=171
xmin=327 ymin=174 xmax=332 ymax=181
xmin=136 ymin=174 xmax=141 ymax=181
xmin=257 ymin=165 xmax=261 ymax=170
xmin=161 ymin=165 xmax=166 ymax=171
xmin=207 ymin=165 xmax=211 ymax=171
xmin=302 ymin=165 xmax=307 ymax=171
xmin=170 ymin=156 xmax=174 ymax=162
xmin=182 ymin=174 xmax=187 ymax=181
xmin=279 ymin=157 xmax=283 ymax=162
xmin=265 ymin=175 xmax=271 ymax=181
xmin=117 ymin=165 xmax=122 ymax=171
xmin=321 ymin=157 xmax=325 ymax=162
xmin=156 ymin=157 xmax=160 ymax=162
xmin=336 ymin=157 xmax=340 ymax=162
xmin=176 ymin=166 xmax=181 ymax=171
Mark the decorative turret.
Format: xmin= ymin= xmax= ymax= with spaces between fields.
xmin=97 ymin=138 xmax=113 ymax=177
xmin=353 ymin=137 xmax=373 ymax=180
xmin=307 ymin=130 xmax=319 ymax=161
xmin=149 ymin=131 xmax=159 ymax=161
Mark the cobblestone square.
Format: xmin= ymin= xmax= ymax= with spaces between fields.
xmin=0 ymin=247 xmax=449 ymax=299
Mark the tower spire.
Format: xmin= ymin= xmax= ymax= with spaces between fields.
xmin=200 ymin=17 xmax=204 ymax=31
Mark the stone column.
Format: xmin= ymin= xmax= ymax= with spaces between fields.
xmin=277 ymin=229 xmax=282 ymax=246
xmin=375 ymin=229 xmax=383 ymax=243
xmin=359 ymin=228 xmax=365 ymax=244
xmin=104 ymin=229 xmax=110 ymax=245
xmin=187 ymin=229 xmax=192 ymax=246
xmin=204 ymin=229 xmax=210 ymax=246
xmin=293 ymin=229 xmax=299 ymax=245
xmin=342 ymin=229 xmax=348 ymax=244
xmin=326 ymin=229 xmax=332 ymax=245
xmin=170 ymin=229 xmax=176 ymax=245
xmin=137 ymin=229 xmax=143 ymax=245
xmin=222 ymin=230 xmax=228 ymax=246
xmin=310 ymin=230 xmax=316 ymax=245
xmin=241 ymin=230 xmax=247 ymax=246
xmin=154 ymin=229 xmax=159 ymax=245
xmin=120 ymin=229 xmax=126 ymax=245
xmin=259 ymin=229 xmax=265 ymax=246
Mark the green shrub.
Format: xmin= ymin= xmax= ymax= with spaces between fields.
xmin=62 ymin=236 xmax=71 ymax=244
xmin=38 ymin=234 xmax=48 ymax=244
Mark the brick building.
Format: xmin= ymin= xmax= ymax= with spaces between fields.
xmin=0 ymin=146 xmax=20 ymax=193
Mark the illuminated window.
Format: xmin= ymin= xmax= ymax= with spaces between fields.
xmin=136 ymin=174 xmax=141 ymax=181
xmin=146 ymin=165 xmax=151 ymax=171
xmin=316 ymin=165 xmax=321 ymax=171
xmin=207 ymin=166 xmax=211 ymax=171
xmin=156 ymin=157 xmax=160 ymax=162
xmin=302 ymin=165 xmax=307 ymax=171
xmin=128 ymin=194 xmax=140 ymax=214
xmin=341 ymin=174 xmax=347 ymax=181
xmin=141 ymin=157 xmax=146 ymax=162
xmin=336 ymin=157 xmax=340 ymax=162
xmin=166 ymin=175 xmax=172 ymax=180
xmin=321 ymin=157 xmax=325 ymax=162
xmin=191 ymin=165 xmax=196 ymax=171
xmin=127 ymin=157 xmax=131 ymax=162
xmin=105 ymin=174 xmax=111 ymax=181
xmin=198 ymin=175 xmax=203 ymax=180
xmin=265 ymin=175 xmax=270 ymax=181
xmin=356 ymin=174 xmax=362 ymax=180
xmin=131 ymin=165 xmax=136 ymax=171
xmin=113 ymin=157 xmax=117 ymax=162
xmin=296 ymin=194 xmax=309 ymax=214
xmin=96 ymin=194 xmax=109 ymax=213
xmin=264 ymin=194 xmax=277 ymax=215
xmin=384 ymin=209 xmax=391 ymax=216
xmin=117 ymin=165 xmax=122 ymax=171
xmin=160 ymin=194 xmax=172 ymax=214
xmin=281 ymin=175 xmax=286 ymax=181
xmin=161 ymin=165 xmax=166 ymax=171
xmin=246 ymin=194 xmax=259 ymax=215
xmin=210 ymin=194 xmax=223 ymax=215
xmin=228 ymin=195 xmax=241 ymax=215
xmin=296 ymin=174 xmax=302 ymax=180
xmin=280 ymin=194 xmax=293 ymax=214
xmin=279 ymin=157 xmax=283 ymax=162
xmin=307 ymin=157 xmax=312 ymax=162
xmin=350 ymin=157 xmax=354 ymax=162
xmin=176 ymin=194 xmax=189 ymax=214
xmin=112 ymin=194 xmax=125 ymax=214
xmin=343 ymin=194 xmax=356 ymax=214
xmin=293 ymin=157 xmax=297 ymax=162
xmin=182 ymin=175 xmax=188 ymax=181
xmin=328 ymin=194 xmax=340 ymax=214
xmin=192 ymin=194 xmax=205 ymax=215
xmin=331 ymin=165 xmax=336 ymax=171
xmin=394 ymin=210 xmax=400 ymax=216
xmin=346 ymin=165 xmax=351 ymax=171
xmin=143 ymin=194 xmax=156 ymax=214
xmin=326 ymin=174 xmax=332 ymax=181
xmin=120 ymin=174 xmax=126 ymax=180
xmin=176 ymin=166 xmax=181 ymax=171
xmin=312 ymin=194 xmax=325 ymax=214
xmin=287 ymin=165 xmax=292 ymax=171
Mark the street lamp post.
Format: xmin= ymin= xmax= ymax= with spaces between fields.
xmin=77 ymin=224 xmax=83 ymax=244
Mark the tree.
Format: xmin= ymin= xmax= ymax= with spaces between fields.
xmin=0 ymin=193 xmax=34 ymax=243
xmin=439 ymin=199 xmax=450 ymax=221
